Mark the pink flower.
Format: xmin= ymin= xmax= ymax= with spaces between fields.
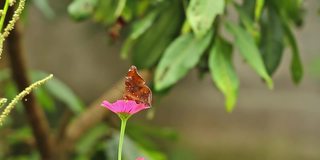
xmin=136 ymin=157 xmax=145 ymax=160
xmin=101 ymin=100 xmax=150 ymax=116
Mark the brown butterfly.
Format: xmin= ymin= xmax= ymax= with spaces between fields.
xmin=123 ymin=65 xmax=152 ymax=106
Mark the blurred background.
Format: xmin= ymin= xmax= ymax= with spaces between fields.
xmin=1 ymin=0 xmax=320 ymax=159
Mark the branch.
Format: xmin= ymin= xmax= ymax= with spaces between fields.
xmin=6 ymin=21 xmax=54 ymax=159
xmin=56 ymin=70 xmax=151 ymax=158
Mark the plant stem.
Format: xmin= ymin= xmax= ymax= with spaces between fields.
xmin=0 ymin=0 xmax=10 ymax=32
xmin=118 ymin=118 xmax=128 ymax=160
xmin=6 ymin=19 xmax=54 ymax=159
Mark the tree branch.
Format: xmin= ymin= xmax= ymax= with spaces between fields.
xmin=6 ymin=21 xmax=54 ymax=159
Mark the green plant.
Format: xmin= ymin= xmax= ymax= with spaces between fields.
xmin=68 ymin=0 xmax=304 ymax=112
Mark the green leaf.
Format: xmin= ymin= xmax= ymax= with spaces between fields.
xmin=260 ymin=6 xmax=284 ymax=75
xmin=131 ymin=1 xmax=184 ymax=68
xmin=0 ymin=70 xmax=54 ymax=112
xmin=68 ymin=0 xmax=98 ymax=21
xmin=209 ymin=38 xmax=239 ymax=112
xmin=32 ymin=0 xmax=55 ymax=19
xmin=254 ymin=0 xmax=265 ymax=22
xmin=234 ymin=4 xmax=259 ymax=40
xmin=282 ymin=19 xmax=303 ymax=84
xmin=115 ymin=0 xmax=126 ymax=18
xmin=93 ymin=0 xmax=118 ymax=24
xmin=121 ymin=9 xmax=160 ymax=59
xmin=32 ymin=72 xmax=85 ymax=114
xmin=186 ymin=0 xmax=224 ymax=37
xmin=76 ymin=124 xmax=109 ymax=154
xmin=225 ymin=21 xmax=273 ymax=89
xmin=106 ymin=133 xmax=166 ymax=160
xmin=7 ymin=127 xmax=32 ymax=144
xmin=269 ymin=0 xmax=303 ymax=26
xmin=155 ymin=32 xmax=213 ymax=91
xmin=242 ymin=0 xmax=255 ymax=18
xmin=34 ymin=87 xmax=55 ymax=112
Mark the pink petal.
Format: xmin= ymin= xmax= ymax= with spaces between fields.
xmin=101 ymin=100 xmax=149 ymax=115
xmin=136 ymin=157 xmax=145 ymax=160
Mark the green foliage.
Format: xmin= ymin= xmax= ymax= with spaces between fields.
xmin=67 ymin=0 xmax=305 ymax=111
xmin=259 ymin=6 xmax=284 ymax=75
xmin=0 ymin=70 xmax=84 ymax=114
xmin=32 ymin=71 xmax=85 ymax=114
xmin=209 ymin=38 xmax=238 ymax=112
xmin=155 ymin=32 xmax=213 ymax=91
xmin=186 ymin=0 xmax=224 ymax=37
xmin=282 ymin=18 xmax=303 ymax=84
xmin=131 ymin=0 xmax=184 ymax=68
xmin=225 ymin=21 xmax=273 ymax=89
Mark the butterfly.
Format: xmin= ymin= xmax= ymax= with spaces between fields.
xmin=123 ymin=65 xmax=152 ymax=106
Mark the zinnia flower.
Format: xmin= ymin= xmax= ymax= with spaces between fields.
xmin=101 ymin=100 xmax=150 ymax=118
xmin=101 ymin=100 xmax=150 ymax=160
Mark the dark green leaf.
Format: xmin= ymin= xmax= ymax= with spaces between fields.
xmin=93 ymin=0 xmax=118 ymax=24
xmin=186 ymin=0 xmax=224 ymax=37
xmin=269 ymin=0 xmax=303 ymax=26
xmin=260 ymin=6 xmax=284 ymax=75
xmin=209 ymin=38 xmax=239 ymax=112
xmin=234 ymin=4 xmax=259 ymax=40
xmin=282 ymin=19 xmax=303 ymax=83
xmin=121 ymin=9 xmax=160 ymax=59
xmin=225 ymin=21 xmax=273 ymax=89
xmin=155 ymin=32 xmax=213 ymax=91
xmin=242 ymin=0 xmax=255 ymax=18
xmin=131 ymin=1 xmax=184 ymax=68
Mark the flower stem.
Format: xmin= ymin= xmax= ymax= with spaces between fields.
xmin=118 ymin=117 xmax=128 ymax=160
xmin=0 ymin=0 xmax=10 ymax=32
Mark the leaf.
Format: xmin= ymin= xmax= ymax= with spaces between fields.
xmin=234 ymin=4 xmax=259 ymax=40
xmin=131 ymin=1 xmax=184 ymax=68
xmin=34 ymin=87 xmax=55 ymax=112
xmin=269 ymin=0 xmax=303 ymax=26
xmin=260 ymin=6 xmax=284 ymax=75
xmin=76 ymin=124 xmax=109 ymax=154
xmin=254 ymin=0 xmax=265 ymax=22
xmin=186 ymin=0 xmax=224 ymax=37
xmin=93 ymin=0 xmax=118 ymax=24
xmin=32 ymin=0 xmax=55 ymax=19
xmin=155 ymin=32 xmax=213 ymax=91
xmin=115 ymin=0 xmax=126 ymax=18
xmin=0 ymin=69 xmax=54 ymax=111
xmin=68 ymin=0 xmax=98 ymax=21
xmin=32 ymin=72 xmax=85 ymax=114
xmin=121 ymin=9 xmax=160 ymax=59
xmin=225 ymin=21 xmax=273 ymax=89
xmin=106 ymin=133 xmax=166 ymax=160
xmin=282 ymin=19 xmax=303 ymax=84
xmin=127 ymin=123 xmax=178 ymax=150
xmin=209 ymin=38 xmax=239 ymax=112
xmin=242 ymin=0 xmax=255 ymax=18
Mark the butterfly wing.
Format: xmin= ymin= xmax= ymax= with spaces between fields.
xmin=124 ymin=66 xmax=152 ymax=106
